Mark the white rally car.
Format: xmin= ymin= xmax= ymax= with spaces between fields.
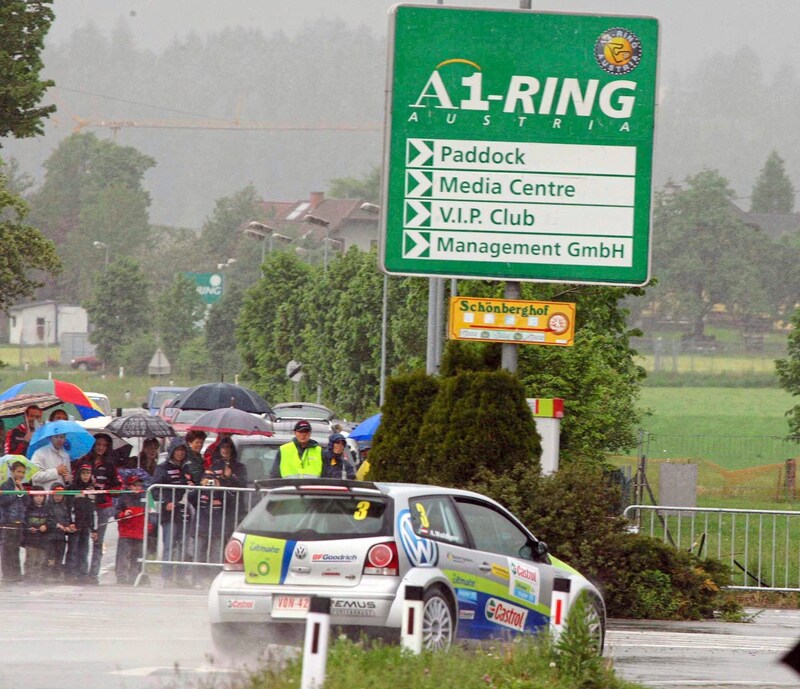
xmin=208 ymin=479 xmax=604 ymax=653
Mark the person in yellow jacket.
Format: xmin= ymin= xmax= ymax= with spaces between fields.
xmin=269 ymin=420 xmax=323 ymax=478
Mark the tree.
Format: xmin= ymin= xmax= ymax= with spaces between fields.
xmin=751 ymin=150 xmax=794 ymax=213
xmin=196 ymin=185 xmax=263 ymax=267
xmin=205 ymin=284 xmax=244 ymax=381
xmin=651 ymin=170 xmax=766 ymax=338
xmin=776 ymin=307 xmax=800 ymax=440
xmin=84 ymin=257 xmax=151 ymax=366
xmin=327 ymin=166 xmax=381 ymax=201
xmin=0 ymin=1 xmax=55 ymax=142
xmin=155 ymin=273 xmax=206 ymax=366
xmin=237 ymin=251 xmax=313 ymax=402
xmin=0 ymin=159 xmax=61 ymax=313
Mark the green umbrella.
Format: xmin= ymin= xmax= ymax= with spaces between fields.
xmin=0 ymin=454 xmax=40 ymax=484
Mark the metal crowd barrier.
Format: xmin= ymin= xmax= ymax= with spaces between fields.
xmin=623 ymin=504 xmax=800 ymax=591
xmin=134 ymin=484 xmax=259 ymax=587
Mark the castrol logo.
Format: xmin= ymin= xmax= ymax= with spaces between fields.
xmin=485 ymin=598 xmax=528 ymax=632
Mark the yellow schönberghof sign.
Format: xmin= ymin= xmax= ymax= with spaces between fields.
xmin=449 ymin=297 xmax=575 ymax=346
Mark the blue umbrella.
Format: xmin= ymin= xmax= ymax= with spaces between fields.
xmin=348 ymin=413 xmax=381 ymax=442
xmin=26 ymin=420 xmax=96 ymax=460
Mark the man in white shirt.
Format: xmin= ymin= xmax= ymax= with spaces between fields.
xmin=31 ymin=434 xmax=72 ymax=490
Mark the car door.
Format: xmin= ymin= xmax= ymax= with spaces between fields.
xmin=452 ymin=497 xmax=556 ymax=639
xmin=406 ymin=493 xmax=486 ymax=639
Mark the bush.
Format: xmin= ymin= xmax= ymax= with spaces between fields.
xmin=467 ymin=462 xmax=736 ymax=619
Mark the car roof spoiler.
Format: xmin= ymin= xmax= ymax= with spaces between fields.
xmin=254 ymin=477 xmax=380 ymax=493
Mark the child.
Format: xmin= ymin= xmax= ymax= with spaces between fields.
xmin=115 ymin=475 xmax=149 ymax=585
xmin=64 ymin=462 xmax=97 ymax=584
xmin=24 ymin=492 xmax=49 ymax=581
xmin=45 ymin=484 xmax=74 ymax=581
xmin=0 ymin=461 xmax=28 ymax=583
xmin=190 ymin=470 xmax=225 ymax=585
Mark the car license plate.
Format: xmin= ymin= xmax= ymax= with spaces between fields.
xmin=272 ymin=595 xmax=310 ymax=618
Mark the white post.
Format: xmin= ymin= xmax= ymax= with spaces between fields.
xmin=300 ymin=596 xmax=331 ymax=689
xmin=401 ymin=585 xmax=424 ymax=654
xmin=550 ymin=577 xmax=571 ymax=639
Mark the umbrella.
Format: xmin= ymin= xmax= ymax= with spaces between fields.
xmin=26 ymin=420 xmax=95 ymax=460
xmin=348 ymin=413 xmax=381 ymax=442
xmin=172 ymin=383 xmax=272 ymax=415
xmin=117 ymin=467 xmax=153 ymax=488
xmin=188 ymin=407 xmax=274 ymax=436
xmin=0 ymin=379 xmax=104 ymax=422
xmin=0 ymin=392 xmax=61 ymax=419
xmin=106 ymin=414 xmax=176 ymax=439
xmin=0 ymin=454 xmax=40 ymax=483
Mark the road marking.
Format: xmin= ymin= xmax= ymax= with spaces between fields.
xmin=607 ymin=629 xmax=793 ymax=652
xmin=110 ymin=665 xmax=243 ymax=677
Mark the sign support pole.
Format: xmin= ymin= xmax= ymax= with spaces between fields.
xmin=501 ymin=281 xmax=520 ymax=373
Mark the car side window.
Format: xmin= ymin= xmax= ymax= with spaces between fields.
xmin=455 ymin=499 xmax=533 ymax=560
xmin=409 ymin=496 xmax=467 ymax=546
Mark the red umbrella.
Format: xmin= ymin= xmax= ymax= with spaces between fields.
xmin=188 ymin=408 xmax=273 ymax=436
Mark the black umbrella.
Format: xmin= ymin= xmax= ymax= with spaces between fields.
xmin=106 ymin=414 xmax=177 ymax=439
xmin=172 ymin=383 xmax=272 ymax=415
xmin=189 ymin=407 xmax=274 ymax=436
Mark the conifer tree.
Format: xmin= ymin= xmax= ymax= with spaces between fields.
xmin=751 ymin=150 xmax=795 ymax=213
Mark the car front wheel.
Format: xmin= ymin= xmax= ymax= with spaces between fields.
xmin=422 ymin=587 xmax=454 ymax=651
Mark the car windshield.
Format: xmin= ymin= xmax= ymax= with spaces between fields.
xmin=153 ymin=391 xmax=182 ymax=407
xmin=274 ymin=405 xmax=332 ymax=421
xmin=240 ymin=493 xmax=391 ymax=540
xmin=173 ymin=409 xmax=208 ymax=424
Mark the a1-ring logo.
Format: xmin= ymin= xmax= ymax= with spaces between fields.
xmin=594 ymin=27 xmax=642 ymax=75
xmin=485 ymin=598 xmax=528 ymax=632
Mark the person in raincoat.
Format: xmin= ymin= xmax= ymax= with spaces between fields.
xmin=269 ymin=420 xmax=323 ymax=478
xmin=152 ymin=437 xmax=191 ymax=586
xmin=321 ymin=432 xmax=356 ymax=479
xmin=30 ymin=432 xmax=72 ymax=491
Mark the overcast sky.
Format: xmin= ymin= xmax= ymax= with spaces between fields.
xmin=49 ymin=0 xmax=797 ymax=80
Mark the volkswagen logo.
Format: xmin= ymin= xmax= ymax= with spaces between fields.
xmin=294 ymin=544 xmax=307 ymax=559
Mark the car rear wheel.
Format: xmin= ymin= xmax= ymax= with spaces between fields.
xmin=422 ymin=587 xmax=454 ymax=651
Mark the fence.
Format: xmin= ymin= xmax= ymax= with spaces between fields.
xmin=630 ymin=430 xmax=800 ymax=502
xmin=135 ymin=483 xmax=260 ymax=586
xmin=623 ymin=504 xmax=800 ymax=591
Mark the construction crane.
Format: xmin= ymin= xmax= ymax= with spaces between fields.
xmin=72 ymin=117 xmax=382 ymax=135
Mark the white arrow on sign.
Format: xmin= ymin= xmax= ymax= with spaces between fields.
xmin=405 ymin=200 xmax=431 ymax=227
xmin=403 ymin=230 xmax=431 ymax=259
xmin=407 ymin=139 xmax=434 ymax=167
xmin=406 ymin=170 xmax=433 ymax=197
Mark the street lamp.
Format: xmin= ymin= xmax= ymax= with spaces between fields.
xmin=303 ymin=214 xmax=334 ymax=274
xmin=360 ymin=202 xmax=388 ymax=407
xmin=244 ymin=221 xmax=276 ymax=263
xmin=92 ymin=241 xmax=109 ymax=270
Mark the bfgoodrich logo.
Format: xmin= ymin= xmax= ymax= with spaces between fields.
xmin=485 ymin=598 xmax=528 ymax=632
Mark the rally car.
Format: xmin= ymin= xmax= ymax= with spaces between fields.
xmin=208 ymin=479 xmax=604 ymax=653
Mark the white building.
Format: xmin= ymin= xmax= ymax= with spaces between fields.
xmin=8 ymin=301 xmax=89 ymax=346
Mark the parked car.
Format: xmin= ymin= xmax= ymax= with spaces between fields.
xmin=208 ymin=479 xmax=605 ymax=654
xmin=169 ymin=407 xmax=211 ymax=436
xmin=232 ymin=431 xmax=346 ymax=485
xmin=270 ymin=402 xmax=338 ymax=435
xmin=70 ymin=355 xmax=103 ymax=371
xmin=143 ymin=386 xmax=188 ymax=415
xmin=85 ymin=392 xmax=113 ymax=417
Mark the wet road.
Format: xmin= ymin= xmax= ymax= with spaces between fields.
xmin=1 ymin=580 xmax=799 ymax=689
xmin=608 ymin=609 xmax=800 ymax=688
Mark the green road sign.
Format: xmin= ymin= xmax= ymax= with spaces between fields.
xmin=381 ymin=5 xmax=659 ymax=286
xmin=184 ymin=272 xmax=224 ymax=305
